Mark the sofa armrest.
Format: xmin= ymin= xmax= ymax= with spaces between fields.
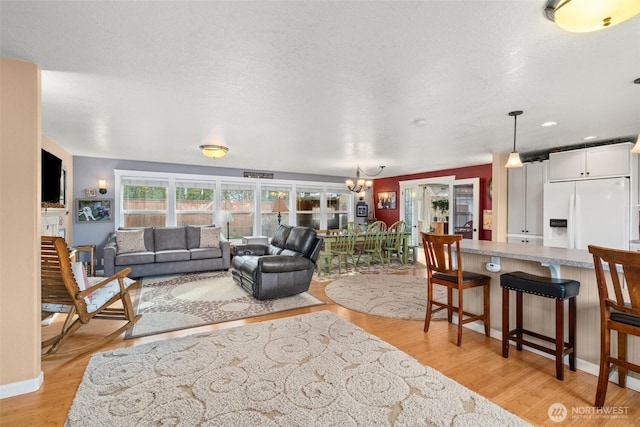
xmin=258 ymin=255 xmax=313 ymax=273
xmin=103 ymin=232 xmax=117 ymax=276
xmin=233 ymin=244 xmax=268 ymax=257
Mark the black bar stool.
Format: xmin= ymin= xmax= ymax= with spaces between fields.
xmin=500 ymin=271 xmax=580 ymax=380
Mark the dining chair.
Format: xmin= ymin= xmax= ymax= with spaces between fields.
xmin=330 ymin=228 xmax=358 ymax=273
xmin=421 ymin=232 xmax=491 ymax=346
xmin=588 ymin=244 xmax=640 ymax=407
xmin=383 ymin=220 xmax=407 ymax=264
xmin=358 ymin=221 xmax=386 ymax=268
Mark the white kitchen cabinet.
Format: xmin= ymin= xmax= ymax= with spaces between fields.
xmin=507 ymin=161 xmax=547 ymax=243
xmin=548 ymin=142 xmax=631 ymax=181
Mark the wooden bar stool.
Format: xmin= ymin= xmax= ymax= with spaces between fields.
xmin=500 ymin=271 xmax=580 ymax=380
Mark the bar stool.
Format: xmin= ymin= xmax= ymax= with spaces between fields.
xmin=500 ymin=271 xmax=580 ymax=380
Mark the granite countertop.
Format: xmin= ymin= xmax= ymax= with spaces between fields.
xmin=459 ymin=240 xmax=594 ymax=269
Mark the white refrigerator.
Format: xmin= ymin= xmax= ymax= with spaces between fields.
xmin=543 ymin=178 xmax=629 ymax=250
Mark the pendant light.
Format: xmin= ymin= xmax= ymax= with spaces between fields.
xmin=631 ymin=134 xmax=640 ymax=154
xmin=345 ymin=165 xmax=385 ymax=193
xmin=505 ymin=110 xmax=524 ymax=168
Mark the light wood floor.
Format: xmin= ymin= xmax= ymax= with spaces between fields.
xmin=2 ymin=268 xmax=639 ymax=426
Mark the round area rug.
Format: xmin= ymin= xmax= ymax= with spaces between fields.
xmin=325 ymin=274 xmax=446 ymax=320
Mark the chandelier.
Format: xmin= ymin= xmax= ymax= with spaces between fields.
xmin=346 ymin=165 xmax=385 ymax=193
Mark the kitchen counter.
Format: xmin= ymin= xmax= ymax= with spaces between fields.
xmin=454 ymin=240 xmax=638 ymax=386
xmin=459 ymin=240 xmax=594 ymax=275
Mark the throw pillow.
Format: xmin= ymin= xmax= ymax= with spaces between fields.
xmin=200 ymin=227 xmax=221 ymax=248
xmin=116 ymin=229 xmax=147 ymax=254
xmin=71 ymin=262 xmax=93 ymax=303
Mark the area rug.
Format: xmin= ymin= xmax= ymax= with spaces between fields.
xmin=313 ymin=259 xmax=426 ymax=282
xmin=66 ymin=311 xmax=529 ymax=426
xmin=325 ymin=274 xmax=447 ymax=321
xmin=125 ymin=271 xmax=325 ymax=339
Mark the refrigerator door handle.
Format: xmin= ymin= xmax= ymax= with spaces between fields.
xmin=568 ymin=194 xmax=576 ymax=249
xmin=574 ymin=194 xmax=581 ymax=249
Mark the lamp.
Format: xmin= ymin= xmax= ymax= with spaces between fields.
xmin=199 ymin=144 xmax=229 ymax=158
xmin=220 ymin=210 xmax=233 ymax=239
xmin=98 ymin=179 xmax=107 ymax=194
xmin=346 ymin=165 xmax=385 ymax=193
xmin=272 ymin=197 xmax=289 ymax=225
xmin=544 ymin=0 xmax=640 ymax=33
xmin=505 ymin=110 xmax=524 ymax=168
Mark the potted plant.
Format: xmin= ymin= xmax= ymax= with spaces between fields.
xmin=431 ymin=198 xmax=449 ymax=222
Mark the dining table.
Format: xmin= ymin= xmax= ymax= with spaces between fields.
xmin=316 ymin=231 xmax=410 ymax=273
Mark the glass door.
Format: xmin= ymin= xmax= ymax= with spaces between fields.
xmin=451 ymin=178 xmax=479 ymax=240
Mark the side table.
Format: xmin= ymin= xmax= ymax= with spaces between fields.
xmin=75 ymin=244 xmax=96 ymax=276
xmin=242 ymin=236 xmax=269 ymax=245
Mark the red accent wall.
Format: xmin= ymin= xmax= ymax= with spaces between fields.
xmin=373 ymin=163 xmax=492 ymax=241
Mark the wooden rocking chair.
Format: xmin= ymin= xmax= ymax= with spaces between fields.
xmin=41 ymin=236 xmax=141 ymax=359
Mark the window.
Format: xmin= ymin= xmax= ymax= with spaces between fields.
xmin=121 ymin=177 xmax=169 ymax=227
xmin=260 ymin=185 xmax=291 ymax=237
xmin=296 ymin=188 xmax=321 ymax=229
xmin=115 ymin=170 xmax=353 ymax=238
xmin=175 ymin=181 xmax=216 ymax=226
xmin=327 ymin=190 xmax=350 ymax=230
xmin=221 ymin=183 xmax=255 ymax=239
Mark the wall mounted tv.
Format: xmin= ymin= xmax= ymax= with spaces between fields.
xmin=41 ymin=149 xmax=65 ymax=205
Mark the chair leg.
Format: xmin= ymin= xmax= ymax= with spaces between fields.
xmin=516 ymin=291 xmax=523 ymax=352
xmin=595 ymin=325 xmax=612 ymax=407
xmin=483 ymin=283 xmax=490 ymax=337
xmin=456 ymin=286 xmax=464 ymax=346
xmin=555 ymin=299 xmax=565 ymax=380
xmin=447 ymin=288 xmax=453 ymax=323
xmin=502 ymin=287 xmax=509 ymax=358
xmin=424 ymin=281 xmax=433 ymax=332
xmin=618 ymin=332 xmax=628 ymax=387
xmin=569 ymin=296 xmax=576 ymax=371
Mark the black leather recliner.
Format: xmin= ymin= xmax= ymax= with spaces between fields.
xmin=231 ymin=225 xmax=323 ymax=300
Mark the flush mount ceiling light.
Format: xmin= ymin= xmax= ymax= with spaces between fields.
xmin=505 ymin=110 xmax=524 ymax=168
xmin=346 ymin=165 xmax=386 ymax=193
xmin=541 ymin=121 xmax=558 ymax=127
xmin=544 ymin=0 xmax=640 ymax=33
xmin=199 ymin=144 xmax=228 ymax=159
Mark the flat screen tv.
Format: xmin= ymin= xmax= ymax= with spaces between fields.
xmin=41 ymin=149 xmax=64 ymax=205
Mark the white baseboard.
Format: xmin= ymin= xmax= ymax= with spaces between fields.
xmin=0 ymin=371 xmax=44 ymax=399
xmin=461 ymin=320 xmax=640 ymax=393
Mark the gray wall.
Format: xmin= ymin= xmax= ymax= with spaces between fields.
xmin=72 ymin=156 xmax=346 ymax=271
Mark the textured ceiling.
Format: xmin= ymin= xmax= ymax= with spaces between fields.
xmin=1 ymin=1 xmax=639 ymax=179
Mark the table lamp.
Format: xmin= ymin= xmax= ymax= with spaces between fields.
xmin=220 ymin=210 xmax=233 ymax=240
xmin=272 ymin=197 xmax=289 ymax=225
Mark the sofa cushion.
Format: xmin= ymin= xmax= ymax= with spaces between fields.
xmin=270 ymin=225 xmax=292 ymax=249
xmin=154 ymin=227 xmax=187 ymax=251
xmin=116 ymin=229 xmax=147 ymax=254
xmin=155 ymin=249 xmax=191 ymax=263
xmin=284 ymin=227 xmax=317 ymax=257
xmin=186 ymin=224 xmax=216 ymax=249
xmin=115 ymin=252 xmax=155 ymax=266
xmin=266 ymin=245 xmax=284 ymax=255
xmin=190 ymin=247 xmax=222 ymax=260
xmin=119 ymin=227 xmax=154 ymax=252
xmin=200 ymin=227 xmax=221 ymax=248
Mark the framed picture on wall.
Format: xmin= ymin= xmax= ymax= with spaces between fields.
xmin=76 ymin=198 xmax=113 ymax=223
xmin=356 ymin=204 xmax=368 ymax=217
xmin=377 ymin=191 xmax=397 ymax=210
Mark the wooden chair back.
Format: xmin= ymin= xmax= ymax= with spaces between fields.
xmin=421 ymin=232 xmax=461 ymax=278
xmin=588 ymin=244 xmax=640 ymax=406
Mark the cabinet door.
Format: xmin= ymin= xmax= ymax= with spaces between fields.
xmin=524 ymin=161 xmax=546 ymax=235
xmin=585 ymin=143 xmax=630 ymax=178
xmin=549 ymin=150 xmax=585 ymax=181
xmin=507 ymin=167 xmax=525 ymax=234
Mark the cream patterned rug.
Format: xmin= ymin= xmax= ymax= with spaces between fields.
xmin=125 ymin=271 xmax=325 ymax=338
xmin=325 ymin=274 xmax=447 ymax=321
xmin=66 ymin=311 xmax=530 ymax=426
xmin=313 ymin=260 xmax=426 ymax=282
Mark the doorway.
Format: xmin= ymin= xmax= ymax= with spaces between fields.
xmin=400 ymin=177 xmax=479 ymax=246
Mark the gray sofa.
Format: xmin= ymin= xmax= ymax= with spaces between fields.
xmin=231 ymin=225 xmax=322 ymax=300
xmin=104 ymin=226 xmax=231 ymax=278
